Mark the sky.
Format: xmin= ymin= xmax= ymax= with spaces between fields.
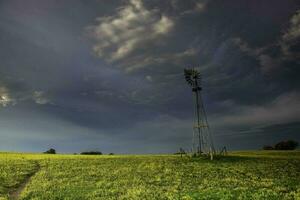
xmin=0 ymin=0 xmax=299 ymax=154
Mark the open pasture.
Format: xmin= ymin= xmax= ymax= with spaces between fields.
xmin=0 ymin=151 xmax=299 ymax=200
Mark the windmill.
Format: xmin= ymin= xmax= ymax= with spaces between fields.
xmin=184 ymin=68 xmax=215 ymax=157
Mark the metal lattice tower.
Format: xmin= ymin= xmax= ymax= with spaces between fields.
xmin=184 ymin=68 xmax=215 ymax=156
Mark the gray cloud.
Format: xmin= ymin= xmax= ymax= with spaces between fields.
xmin=0 ymin=86 xmax=15 ymax=107
xmin=0 ymin=82 xmax=51 ymax=106
xmin=233 ymin=9 xmax=300 ymax=75
xmin=88 ymin=0 xmax=174 ymax=71
xmin=281 ymin=10 xmax=300 ymax=59
xmin=32 ymin=91 xmax=50 ymax=105
xmin=212 ymin=91 xmax=300 ymax=128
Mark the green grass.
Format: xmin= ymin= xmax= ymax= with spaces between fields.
xmin=0 ymin=153 xmax=38 ymax=199
xmin=0 ymin=151 xmax=299 ymax=200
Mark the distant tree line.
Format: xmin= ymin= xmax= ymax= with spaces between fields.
xmin=43 ymin=149 xmax=116 ymax=155
xmin=80 ymin=151 xmax=102 ymax=155
xmin=263 ymin=140 xmax=298 ymax=150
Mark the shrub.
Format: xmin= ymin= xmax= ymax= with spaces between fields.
xmin=174 ymin=148 xmax=186 ymax=155
xmin=80 ymin=151 xmax=102 ymax=155
xmin=263 ymin=145 xmax=274 ymax=150
xmin=44 ymin=148 xmax=56 ymax=154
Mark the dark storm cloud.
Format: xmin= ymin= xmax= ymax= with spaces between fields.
xmin=0 ymin=0 xmax=299 ymax=153
xmin=88 ymin=0 xmax=300 ymax=105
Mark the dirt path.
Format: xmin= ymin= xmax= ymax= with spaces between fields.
xmin=9 ymin=162 xmax=40 ymax=200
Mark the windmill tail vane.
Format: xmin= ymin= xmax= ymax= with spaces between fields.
xmin=184 ymin=68 xmax=215 ymax=157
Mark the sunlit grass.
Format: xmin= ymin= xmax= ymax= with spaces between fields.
xmin=0 ymin=151 xmax=299 ymax=199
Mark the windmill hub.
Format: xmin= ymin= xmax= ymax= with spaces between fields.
xmin=192 ymin=87 xmax=202 ymax=92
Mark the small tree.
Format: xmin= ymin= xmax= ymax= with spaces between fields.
xmin=44 ymin=148 xmax=56 ymax=154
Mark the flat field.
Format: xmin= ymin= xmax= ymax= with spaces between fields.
xmin=0 ymin=151 xmax=299 ymax=200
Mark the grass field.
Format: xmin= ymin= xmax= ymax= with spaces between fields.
xmin=0 ymin=151 xmax=299 ymax=200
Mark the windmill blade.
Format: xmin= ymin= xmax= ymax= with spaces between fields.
xmin=184 ymin=69 xmax=192 ymax=77
xmin=184 ymin=69 xmax=193 ymax=86
xmin=185 ymin=77 xmax=194 ymax=85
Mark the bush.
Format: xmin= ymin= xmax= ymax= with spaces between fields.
xmin=44 ymin=148 xmax=56 ymax=154
xmin=274 ymin=140 xmax=298 ymax=150
xmin=80 ymin=151 xmax=102 ymax=155
xmin=263 ymin=145 xmax=274 ymax=150
xmin=174 ymin=148 xmax=186 ymax=157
